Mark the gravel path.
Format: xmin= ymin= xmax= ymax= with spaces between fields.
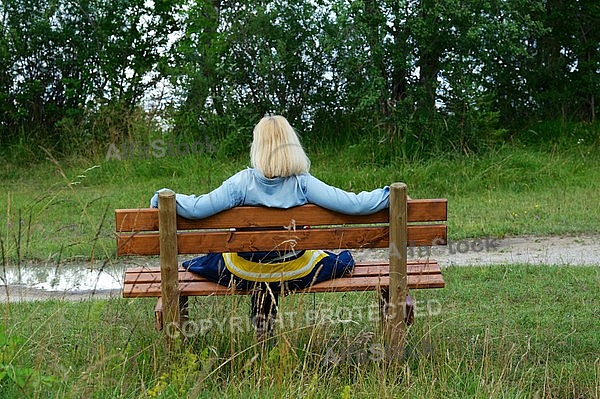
xmin=2 ymin=234 xmax=599 ymax=302
xmin=352 ymin=234 xmax=600 ymax=266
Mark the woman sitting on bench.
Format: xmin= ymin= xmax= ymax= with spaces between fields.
xmin=150 ymin=114 xmax=389 ymax=336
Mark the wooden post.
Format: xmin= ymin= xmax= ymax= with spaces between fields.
xmin=158 ymin=190 xmax=180 ymax=346
xmin=384 ymin=182 xmax=408 ymax=356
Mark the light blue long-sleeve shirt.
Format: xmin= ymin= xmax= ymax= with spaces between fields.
xmin=150 ymin=168 xmax=389 ymax=219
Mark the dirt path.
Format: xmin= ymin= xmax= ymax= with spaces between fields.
xmin=353 ymin=234 xmax=600 ymax=266
xmin=2 ymin=234 xmax=599 ymax=302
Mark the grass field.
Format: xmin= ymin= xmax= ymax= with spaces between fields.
xmin=1 ymin=141 xmax=599 ymax=262
xmin=1 ymin=265 xmax=599 ymax=398
xmin=1 ymin=134 xmax=599 ymax=397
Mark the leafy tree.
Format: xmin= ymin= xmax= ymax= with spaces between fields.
xmin=0 ymin=0 xmax=181 ymax=155
xmin=529 ymin=0 xmax=599 ymax=122
xmin=169 ymin=0 xmax=337 ymax=144
xmin=1 ymin=0 xmax=596 ymax=160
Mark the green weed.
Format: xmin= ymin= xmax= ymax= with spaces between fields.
xmin=1 ymin=266 xmax=598 ymax=397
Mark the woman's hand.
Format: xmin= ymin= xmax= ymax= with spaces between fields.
xmin=150 ymin=188 xmax=172 ymax=208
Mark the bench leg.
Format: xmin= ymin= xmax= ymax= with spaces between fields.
xmin=251 ymin=287 xmax=279 ymax=341
xmin=154 ymin=296 xmax=188 ymax=332
xmin=380 ymin=289 xmax=414 ymax=327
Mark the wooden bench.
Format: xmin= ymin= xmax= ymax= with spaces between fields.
xmin=117 ymin=183 xmax=447 ymax=347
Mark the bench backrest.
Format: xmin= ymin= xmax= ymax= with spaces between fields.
xmin=116 ymin=200 xmax=447 ymax=256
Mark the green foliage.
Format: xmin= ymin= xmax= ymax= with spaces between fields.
xmin=1 ymin=0 xmax=598 ymax=163
xmin=168 ymin=0 xmax=339 ymax=137
xmin=0 ymin=327 xmax=55 ymax=394
xmin=525 ymin=0 xmax=600 ymax=122
xmin=512 ymin=119 xmax=600 ymax=149
xmin=0 ymin=0 xmax=181 ymax=154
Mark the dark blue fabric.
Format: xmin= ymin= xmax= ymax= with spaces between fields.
xmin=182 ymin=250 xmax=355 ymax=291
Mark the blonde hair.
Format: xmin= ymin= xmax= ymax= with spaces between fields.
xmin=250 ymin=115 xmax=310 ymax=178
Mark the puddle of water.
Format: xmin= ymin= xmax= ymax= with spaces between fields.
xmin=1 ymin=264 xmax=124 ymax=292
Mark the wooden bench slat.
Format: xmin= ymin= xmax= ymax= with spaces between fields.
xmin=123 ymin=261 xmax=444 ymax=297
xmin=115 ymin=200 xmax=447 ymax=232
xmin=123 ymin=273 xmax=444 ymax=297
xmin=305 ymin=274 xmax=445 ymax=292
xmin=117 ymin=224 xmax=447 ymax=256
xmin=124 ymin=259 xmax=438 ymax=272
xmin=123 ymin=261 xmax=442 ymax=285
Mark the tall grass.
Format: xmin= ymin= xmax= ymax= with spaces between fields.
xmin=1 ymin=265 xmax=599 ymax=397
